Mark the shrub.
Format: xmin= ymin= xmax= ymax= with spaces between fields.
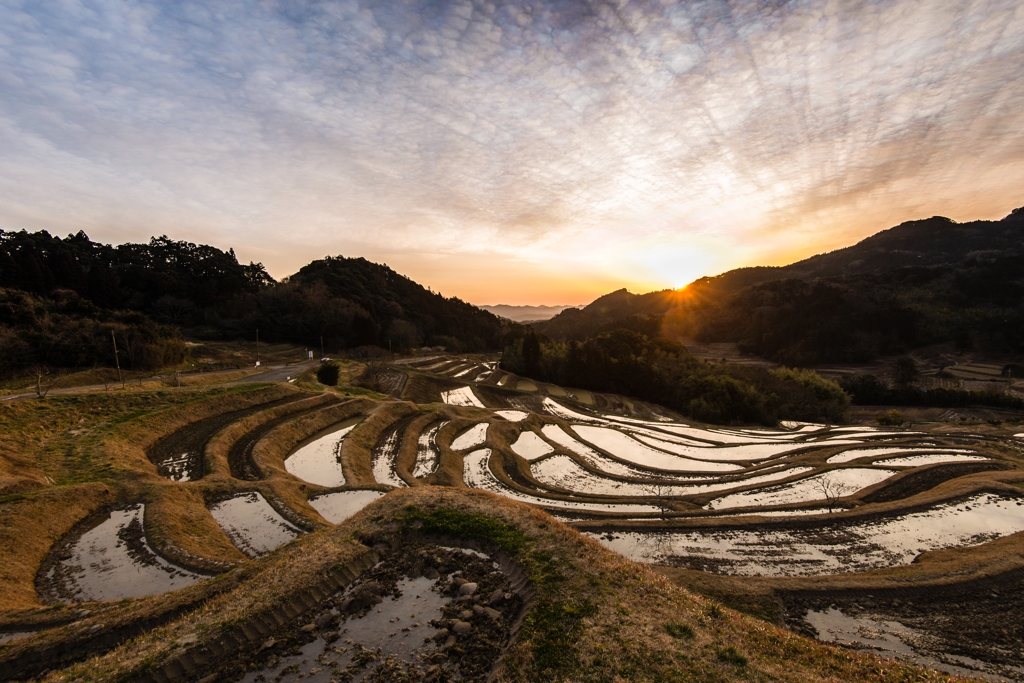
xmin=876 ymin=409 xmax=905 ymax=426
xmin=316 ymin=362 xmax=341 ymax=386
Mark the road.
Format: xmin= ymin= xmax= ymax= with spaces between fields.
xmin=0 ymin=361 xmax=317 ymax=402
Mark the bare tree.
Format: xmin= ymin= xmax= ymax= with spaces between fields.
xmin=31 ymin=365 xmax=66 ymax=398
xmin=643 ymin=480 xmax=676 ymax=519
xmin=816 ymin=474 xmax=854 ymax=513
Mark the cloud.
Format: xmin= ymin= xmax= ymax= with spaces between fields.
xmin=0 ymin=0 xmax=1022 ymax=301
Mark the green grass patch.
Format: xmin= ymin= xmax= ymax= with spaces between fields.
xmin=521 ymin=597 xmax=598 ymax=679
xmin=715 ymin=646 xmax=747 ymax=667
xmin=402 ymin=508 xmax=528 ymax=555
xmin=665 ymin=622 xmax=695 ymax=640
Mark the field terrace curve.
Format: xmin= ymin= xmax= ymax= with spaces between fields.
xmin=4 ymin=355 xmax=1024 ymax=680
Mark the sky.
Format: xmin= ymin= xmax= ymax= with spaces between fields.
xmin=1 ymin=0 xmax=1023 ymax=306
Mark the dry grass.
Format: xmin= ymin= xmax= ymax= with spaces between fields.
xmin=0 ymin=483 xmax=113 ymax=611
xmin=3 ymin=487 xmax=974 ymax=682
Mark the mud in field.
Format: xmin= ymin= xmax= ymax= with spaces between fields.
xmin=784 ymin=571 xmax=1024 ymax=681
xmin=372 ymin=414 xmax=418 ymax=487
xmin=230 ymin=544 xmax=522 ymax=683
xmin=147 ymin=395 xmax=306 ymax=481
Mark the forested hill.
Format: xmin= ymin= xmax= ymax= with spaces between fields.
xmin=534 ymin=206 xmax=1024 ymax=364
xmin=0 ymin=230 xmax=507 ymax=377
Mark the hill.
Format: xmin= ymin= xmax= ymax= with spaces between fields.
xmin=0 ymin=231 xmax=509 ymax=378
xmin=535 ymin=206 xmax=1024 ymax=364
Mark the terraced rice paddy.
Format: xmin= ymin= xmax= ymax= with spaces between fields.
xmin=41 ymin=505 xmax=205 ymax=603
xmin=30 ymin=357 xmax=1024 ymax=679
xmin=209 ymin=492 xmax=305 ymax=558
xmin=309 ymin=490 xmax=386 ymax=524
xmin=284 ymin=417 xmax=360 ymax=487
xmin=590 ymin=493 xmax=1024 ymax=576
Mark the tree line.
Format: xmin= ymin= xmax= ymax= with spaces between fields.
xmin=500 ymin=328 xmax=850 ymax=426
xmin=0 ymin=229 xmax=508 ymax=377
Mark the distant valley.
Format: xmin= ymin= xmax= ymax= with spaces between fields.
xmin=478 ymin=303 xmax=580 ymax=322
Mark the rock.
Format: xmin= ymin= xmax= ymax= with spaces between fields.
xmin=460 ymin=610 xmax=473 ymax=620
xmin=432 ymin=628 xmax=450 ymax=642
xmin=300 ymin=623 xmax=316 ymax=633
xmin=473 ymin=605 xmax=501 ymax=621
xmin=198 ymin=675 xmax=219 ymax=683
xmin=489 ymin=589 xmax=505 ymax=605
xmin=423 ymin=567 xmax=440 ymax=580
xmin=88 ymin=624 xmax=103 ymax=634
xmin=452 ymin=620 xmax=472 ymax=635
xmin=443 ymin=635 xmax=457 ymax=649
xmin=451 ymin=577 xmax=468 ymax=591
xmin=459 ymin=582 xmax=478 ymax=596
xmin=362 ymin=581 xmax=383 ymax=596
xmin=424 ymin=664 xmax=441 ymax=681
xmin=315 ymin=612 xmax=336 ymax=629
xmin=258 ymin=637 xmax=276 ymax=651
xmin=372 ymin=543 xmax=390 ymax=555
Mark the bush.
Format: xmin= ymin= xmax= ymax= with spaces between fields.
xmin=876 ymin=409 xmax=905 ymax=426
xmin=316 ymin=362 xmax=341 ymax=386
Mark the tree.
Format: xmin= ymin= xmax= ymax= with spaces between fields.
xmin=317 ymin=362 xmax=341 ymax=386
xmin=893 ymin=357 xmax=919 ymax=388
xmin=816 ymin=474 xmax=854 ymax=513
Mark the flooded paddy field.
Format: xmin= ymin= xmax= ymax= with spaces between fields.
xmin=589 ymin=492 xmax=1024 ymax=576
xmin=146 ymin=395 xmax=306 ymax=481
xmin=209 ymin=492 xmax=305 ymax=558
xmin=309 ymin=490 xmax=386 ymax=524
xmin=38 ymin=505 xmax=207 ymax=603
xmin=284 ymin=417 xmax=361 ymax=487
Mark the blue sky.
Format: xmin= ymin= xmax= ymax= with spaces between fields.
xmin=2 ymin=0 xmax=1023 ymax=304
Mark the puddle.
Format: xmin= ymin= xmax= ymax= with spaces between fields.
xmin=509 ymin=431 xmax=553 ymax=460
xmin=413 ymin=420 xmax=449 ymax=478
xmin=707 ymin=468 xmax=897 ymax=509
xmin=441 ymin=386 xmax=485 ymax=408
xmin=463 ymin=449 xmax=663 ymax=514
xmin=209 ymin=493 xmax=304 ymax=558
xmin=451 ymin=423 xmax=488 ymax=451
xmin=43 ymin=505 xmax=205 ymax=603
xmin=238 ymin=545 xmax=519 ymax=683
xmin=495 ymin=410 xmax=528 ymax=422
xmin=159 ymin=453 xmax=194 ymax=482
xmin=309 ymin=490 xmax=386 ymax=524
xmin=590 ymin=493 xmax=1024 ymax=576
xmin=285 ymin=417 xmax=361 ymax=487
xmin=806 ymin=607 xmax=1020 ymax=682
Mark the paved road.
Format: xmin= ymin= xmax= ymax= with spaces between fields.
xmin=0 ymin=361 xmax=317 ymax=402
xmin=232 ymin=361 xmax=317 ymax=383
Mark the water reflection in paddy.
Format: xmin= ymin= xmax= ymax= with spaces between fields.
xmin=590 ymin=493 xmax=1024 ymax=576
xmin=46 ymin=505 xmax=204 ymax=602
xmin=309 ymin=490 xmax=386 ymax=524
xmin=210 ymin=492 xmax=304 ymax=558
xmin=285 ymin=417 xmax=361 ymax=487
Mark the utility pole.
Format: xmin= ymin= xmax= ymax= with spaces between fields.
xmin=256 ymin=328 xmax=260 ymax=366
xmin=320 ymin=336 xmax=324 ymax=360
xmin=111 ymin=330 xmax=122 ymax=384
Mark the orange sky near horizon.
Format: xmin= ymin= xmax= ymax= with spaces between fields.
xmin=2 ymin=0 xmax=1022 ymax=308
